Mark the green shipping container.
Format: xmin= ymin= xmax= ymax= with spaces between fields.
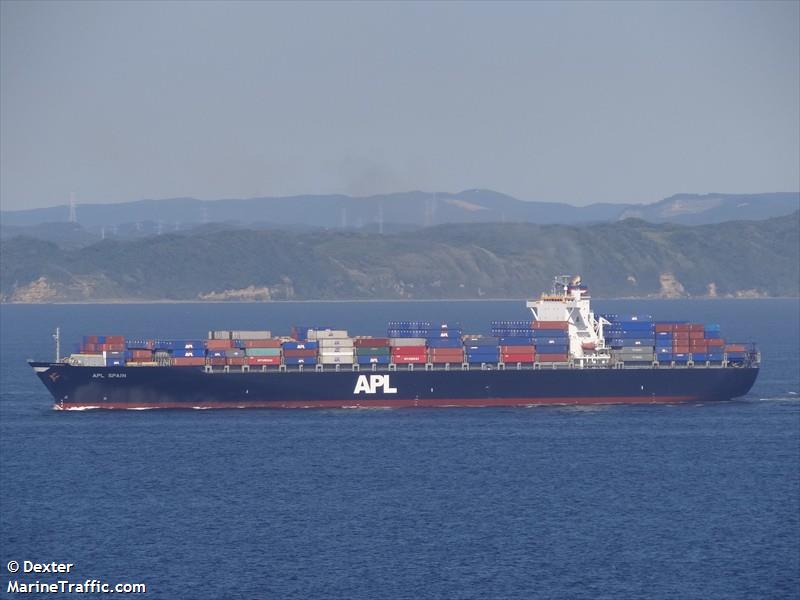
xmin=355 ymin=346 xmax=390 ymax=356
xmin=245 ymin=347 xmax=282 ymax=356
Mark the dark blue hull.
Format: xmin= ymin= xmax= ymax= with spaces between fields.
xmin=29 ymin=362 xmax=759 ymax=410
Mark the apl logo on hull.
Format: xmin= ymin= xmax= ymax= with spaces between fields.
xmin=353 ymin=374 xmax=397 ymax=395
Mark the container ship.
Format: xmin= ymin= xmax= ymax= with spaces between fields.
xmin=29 ymin=276 xmax=759 ymax=410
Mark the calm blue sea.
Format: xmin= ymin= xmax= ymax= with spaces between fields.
xmin=1 ymin=299 xmax=798 ymax=599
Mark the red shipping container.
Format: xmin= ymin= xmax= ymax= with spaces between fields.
xmin=246 ymin=356 xmax=282 ymax=366
xmin=131 ymin=350 xmax=153 ymax=359
xmin=283 ymin=349 xmax=317 ymax=358
xmin=502 ymin=353 xmax=536 ymax=363
xmin=82 ymin=343 xmax=97 ymax=353
xmin=531 ymin=321 xmax=569 ymax=330
xmin=106 ymin=335 xmax=125 ymax=344
xmin=206 ymin=339 xmax=234 ymax=349
xmin=392 ymin=354 xmax=426 ymax=363
xmin=725 ymin=344 xmax=746 ymax=352
xmin=242 ymin=339 xmax=282 ymax=348
xmin=672 ymin=346 xmax=690 ymax=353
xmin=655 ymin=324 xmax=674 ymax=332
xmin=689 ymin=330 xmax=705 ymax=339
xmin=673 ymin=324 xmax=690 ymax=332
xmin=429 ymin=357 xmax=463 ymax=364
xmin=688 ymin=324 xmax=705 ymax=332
xmin=428 ymin=348 xmax=464 ymax=355
xmin=391 ymin=346 xmax=427 ymax=355
xmin=354 ymin=337 xmax=390 ymax=347
xmin=208 ymin=357 xmax=226 ymax=366
xmin=226 ymin=357 xmax=246 ymax=366
xmin=706 ymin=338 xmax=724 ymax=347
xmin=85 ymin=335 xmax=99 ymax=343
xmin=500 ymin=345 xmax=535 ymax=353
xmin=537 ymin=353 xmax=569 ymax=362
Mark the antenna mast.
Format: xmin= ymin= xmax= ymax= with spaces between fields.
xmin=53 ymin=327 xmax=60 ymax=362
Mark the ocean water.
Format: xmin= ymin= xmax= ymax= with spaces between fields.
xmin=1 ymin=299 xmax=798 ymax=599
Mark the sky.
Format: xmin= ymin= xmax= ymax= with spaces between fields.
xmin=1 ymin=1 xmax=798 ymax=211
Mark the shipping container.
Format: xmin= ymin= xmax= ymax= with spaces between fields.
xmin=318 ymin=338 xmax=354 ymax=349
xmin=391 ymin=345 xmax=427 ymax=354
xmin=209 ymin=331 xmax=233 ymax=340
xmin=499 ymin=345 xmax=535 ymax=353
xmin=427 ymin=338 xmax=463 ymax=348
xmin=392 ymin=354 xmax=426 ymax=364
xmin=388 ymin=337 xmax=427 ymax=346
xmin=172 ymin=357 xmax=205 ymax=366
xmin=230 ymin=330 xmax=272 ymax=340
xmin=242 ymin=339 xmax=282 ymax=348
xmin=537 ymin=353 xmax=569 ymax=362
xmin=246 ymin=356 xmax=281 ymax=366
xmin=283 ymin=349 xmax=318 ymax=358
xmin=502 ymin=353 xmax=535 ymax=363
xmin=283 ymin=341 xmax=319 ymax=350
xmin=206 ymin=339 xmax=234 ymax=350
xmin=356 ymin=355 xmax=391 ymax=365
xmin=319 ymin=355 xmax=354 ymax=364
xmin=354 ymin=337 xmax=390 ymax=347
xmin=244 ymin=347 xmax=281 ymax=356
xmin=355 ymin=346 xmax=391 ymax=356
xmin=308 ymin=329 xmax=349 ymax=340
xmin=70 ymin=354 xmax=106 ymax=367
xmin=284 ymin=356 xmax=317 ymax=365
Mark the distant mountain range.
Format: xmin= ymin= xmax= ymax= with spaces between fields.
xmin=2 ymin=190 xmax=797 ymax=232
xmin=2 ymin=212 xmax=797 ymax=302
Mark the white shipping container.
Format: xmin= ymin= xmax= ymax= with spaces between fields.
xmin=318 ymin=338 xmax=354 ymax=349
xmin=209 ymin=331 xmax=232 ymax=340
xmin=390 ymin=338 xmax=426 ymax=346
xmin=319 ymin=355 xmax=355 ymax=364
xmin=318 ymin=349 xmax=354 ymax=357
xmin=308 ymin=329 xmax=349 ymax=340
xmin=69 ymin=353 xmax=106 ymax=367
xmin=232 ymin=330 xmax=272 ymax=340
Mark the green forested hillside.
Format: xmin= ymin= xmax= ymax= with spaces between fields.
xmin=1 ymin=214 xmax=798 ymax=301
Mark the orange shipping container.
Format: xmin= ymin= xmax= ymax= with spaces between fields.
xmin=172 ymin=357 xmax=205 ymax=366
xmin=206 ymin=339 xmax=234 ymax=349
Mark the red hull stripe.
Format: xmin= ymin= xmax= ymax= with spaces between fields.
xmin=58 ymin=395 xmax=697 ymax=410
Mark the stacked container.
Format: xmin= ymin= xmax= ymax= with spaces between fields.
xmin=282 ymin=341 xmax=318 ymax=366
xmin=315 ymin=329 xmax=354 ymax=365
xmin=241 ymin=338 xmax=282 ymax=366
xmin=387 ymin=322 xmax=428 ymax=364
xmin=605 ymin=315 xmax=655 ymax=364
xmin=354 ymin=337 xmax=391 ymax=366
xmin=463 ymin=337 xmax=499 ymax=364
xmin=531 ymin=321 xmax=569 ymax=363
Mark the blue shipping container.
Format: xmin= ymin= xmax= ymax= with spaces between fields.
xmin=427 ymin=338 xmax=463 ymax=348
xmin=283 ymin=356 xmax=318 ymax=365
xmin=283 ymin=341 xmax=319 ymax=350
xmin=357 ymin=356 xmax=391 ymax=365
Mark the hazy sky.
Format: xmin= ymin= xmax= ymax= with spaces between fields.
xmin=1 ymin=1 xmax=798 ymax=211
